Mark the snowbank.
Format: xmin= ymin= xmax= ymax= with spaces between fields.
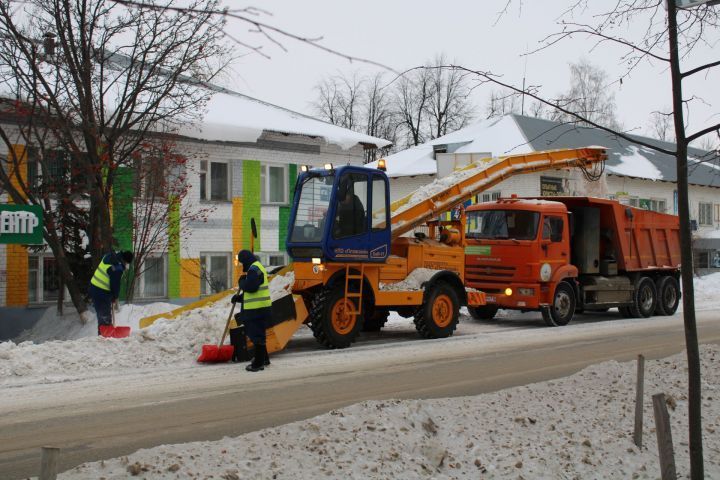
xmin=379 ymin=268 xmax=441 ymax=291
xmin=55 ymin=345 xmax=720 ymax=479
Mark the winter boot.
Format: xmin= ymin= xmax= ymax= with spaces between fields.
xmin=263 ymin=345 xmax=271 ymax=367
xmin=245 ymin=344 xmax=265 ymax=372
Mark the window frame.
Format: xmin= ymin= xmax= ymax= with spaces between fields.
xmin=199 ymin=252 xmax=232 ymax=295
xmin=260 ymin=163 xmax=289 ymax=205
xmin=255 ymin=252 xmax=289 ymax=269
xmin=135 ymin=254 xmax=168 ymax=299
xmin=28 ymin=253 xmax=67 ymax=304
xmin=699 ymin=202 xmax=713 ymax=226
xmin=199 ymin=160 xmax=230 ymax=202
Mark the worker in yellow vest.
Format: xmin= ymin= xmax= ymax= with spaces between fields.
xmin=89 ymin=250 xmax=134 ymax=335
xmin=231 ymin=250 xmax=272 ymax=372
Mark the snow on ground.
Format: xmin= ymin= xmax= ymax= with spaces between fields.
xmin=4 ymin=272 xmax=720 ymax=478
xmin=55 ymin=344 xmax=720 ymax=479
xmin=3 ymin=272 xmax=720 ymax=388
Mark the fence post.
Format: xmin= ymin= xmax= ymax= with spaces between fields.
xmin=633 ymin=354 xmax=645 ymax=448
xmin=652 ymin=393 xmax=677 ymax=480
xmin=39 ymin=446 xmax=60 ymax=480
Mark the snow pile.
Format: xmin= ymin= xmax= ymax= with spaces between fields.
xmin=0 ymin=297 xmax=235 ymax=385
xmin=691 ymin=272 xmax=720 ymax=307
xmin=57 ymin=345 xmax=720 ymax=479
xmin=269 ymin=271 xmax=294 ymax=301
xmin=379 ymin=268 xmax=441 ymax=291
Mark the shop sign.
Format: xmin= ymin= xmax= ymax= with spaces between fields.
xmin=0 ymin=204 xmax=44 ymax=244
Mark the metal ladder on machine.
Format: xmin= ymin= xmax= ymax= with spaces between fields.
xmin=344 ymin=263 xmax=365 ymax=317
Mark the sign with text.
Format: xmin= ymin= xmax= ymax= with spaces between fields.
xmin=0 ymin=204 xmax=44 ymax=244
xmin=540 ymin=176 xmax=566 ymax=196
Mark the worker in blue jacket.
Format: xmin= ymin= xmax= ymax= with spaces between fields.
xmin=232 ymin=250 xmax=272 ymax=372
xmin=89 ymin=250 xmax=133 ymax=335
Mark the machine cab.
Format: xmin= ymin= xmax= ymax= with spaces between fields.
xmin=286 ymin=165 xmax=391 ymax=263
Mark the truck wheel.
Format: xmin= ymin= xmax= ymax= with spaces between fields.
xmin=414 ymin=282 xmax=460 ymax=339
xmin=630 ymin=277 xmax=657 ymax=318
xmin=655 ymin=276 xmax=680 ymax=316
xmin=467 ymin=306 xmax=499 ymax=321
xmin=309 ymin=287 xmax=362 ymax=348
xmin=363 ymin=309 xmax=390 ymax=332
xmin=541 ymin=281 xmax=576 ymax=327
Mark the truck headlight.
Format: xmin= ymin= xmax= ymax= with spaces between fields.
xmin=540 ymin=263 xmax=552 ymax=282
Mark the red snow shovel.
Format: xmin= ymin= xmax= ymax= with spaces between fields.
xmin=197 ymin=299 xmax=237 ymax=363
xmin=99 ymin=303 xmax=131 ymax=339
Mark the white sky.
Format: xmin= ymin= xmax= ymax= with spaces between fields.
xmin=219 ymin=1 xmax=719 ymax=143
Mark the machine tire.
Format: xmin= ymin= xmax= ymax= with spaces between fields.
xmin=414 ymin=282 xmax=460 ymax=339
xmin=541 ymin=281 xmax=576 ymax=327
xmin=363 ymin=309 xmax=390 ymax=332
xmin=629 ymin=277 xmax=657 ymax=318
xmin=655 ymin=276 xmax=681 ymax=316
xmin=467 ymin=305 xmax=499 ymax=321
xmin=309 ymin=286 xmax=362 ymax=349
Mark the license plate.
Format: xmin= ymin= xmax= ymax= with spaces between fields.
xmin=485 ymin=295 xmax=497 ymax=303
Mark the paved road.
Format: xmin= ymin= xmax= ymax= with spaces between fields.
xmin=2 ymin=310 xmax=719 ymax=479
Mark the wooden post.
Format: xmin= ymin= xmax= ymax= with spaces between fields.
xmin=652 ymin=393 xmax=677 ymax=480
xmin=633 ymin=354 xmax=645 ymax=448
xmin=40 ymin=446 xmax=60 ymax=480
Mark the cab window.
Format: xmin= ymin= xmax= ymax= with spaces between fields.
xmin=542 ymin=216 xmax=564 ymax=242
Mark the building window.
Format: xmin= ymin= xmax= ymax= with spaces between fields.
xmin=136 ymin=255 xmax=167 ymax=298
xmin=699 ymin=202 xmax=713 ymax=226
xmin=693 ymin=250 xmax=710 ymax=269
xmin=28 ymin=254 xmax=62 ymax=303
xmin=134 ymin=155 xmax=167 ymax=199
xmin=256 ymin=252 xmax=288 ymax=269
xmin=199 ymin=160 xmax=229 ymax=201
xmin=200 ymin=252 xmax=231 ymax=295
xmin=714 ymin=204 xmax=720 ymax=224
xmin=475 ymin=191 xmax=501 ymax=203
xmin=649 ymin=199 xmax=667 ymax=213
xmin=628 ymin=197 xmax=639 ymax=207
xmin=261 ymin=164 xmax=288 ymax=204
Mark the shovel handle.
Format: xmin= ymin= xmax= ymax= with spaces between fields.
xmin=218 ymin=291 xmax=242 ymax=347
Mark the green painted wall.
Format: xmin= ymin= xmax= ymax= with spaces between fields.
xmin=242 ymin=160 xmax=261 ymax=249
xmin=113 ymin=167 xmax=134 ymax=300
xmin=167 ymin=196 xmax=181 ymax=298
xmin=278 ymin=163 xmax=296 ymax=251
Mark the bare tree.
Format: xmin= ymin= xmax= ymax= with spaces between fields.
xmin=485 ymin=89 xmax=523 ymax=118
xmin=649 ymin=109 xmax=675 ymax=142
xmin=393 ymin=68 xmax=433 ymax=147
xmin=549 ymin=58 xmax=622 ymax=130
xmin=453 ymin=2 xmax=720 ymax=476
xmin=311 ymin=73 xmax=363 ymax=130
xmin=362 ymin=72 xmax=398 ymax=162
xmin=0 ymin=0 xmax=229 ymax=320
xmin=426 ymin=54 xmax=474 ymax=139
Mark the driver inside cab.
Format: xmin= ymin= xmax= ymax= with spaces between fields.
xmin=334 ymin=177 xmax=366 ymax=238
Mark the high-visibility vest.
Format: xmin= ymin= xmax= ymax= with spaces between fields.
xmin=90 ymin=255 xmax=114 ymax=292
xmin=243 ymin=261 xmax=271 ymax=310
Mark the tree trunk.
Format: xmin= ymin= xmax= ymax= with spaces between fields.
xmin=667 ymin=2 xmax=703 ymax=477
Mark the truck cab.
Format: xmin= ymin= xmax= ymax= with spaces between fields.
xmin=464 ymin=197 xmax=574 ymax=319
xmin=286 ymin=165 xmax=391 ymax=263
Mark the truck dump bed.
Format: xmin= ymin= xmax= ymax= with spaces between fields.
xmin=554 ymin=197 xmax=681 ymax=272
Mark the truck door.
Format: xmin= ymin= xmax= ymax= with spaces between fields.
xmin=541 ymin=215 xmax=568 ymax=271
xmin=325 ymin=171 xmax=372 ymax=261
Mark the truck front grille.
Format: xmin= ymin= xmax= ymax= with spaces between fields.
xmin=465 ymin=264 xmax=516 ymax=282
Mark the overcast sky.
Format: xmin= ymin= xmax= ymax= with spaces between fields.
xmin=220 ymin=1 xmax=718 ymax=144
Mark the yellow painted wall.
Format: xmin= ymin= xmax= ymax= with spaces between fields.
xmin=179 ymin=258 xmax=201 ymax=298
xmin=6 ymin=145 xmax=29 ymax=306
xmin=232 ymin=197 xmax=243 ymax=282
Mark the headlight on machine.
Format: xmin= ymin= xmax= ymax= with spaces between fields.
xmin=504 ymin=288 xmax=513 ymax=296
xmin=540 ymin=263 xmax=552 ymax=282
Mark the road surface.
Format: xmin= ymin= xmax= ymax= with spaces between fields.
xmin=2 ymin=309 xmax=719 ymax=479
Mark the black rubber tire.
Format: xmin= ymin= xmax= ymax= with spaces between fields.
xmin=363 ymin=309 xmax=390 ymax=332
xmin=655 ymin=276 xmax=681 ymax=316
xmin=618 ymin=306 xmax=633 ymax=317
xmin=541 ymin=281 xmax=576 ymax=327
xmin=467 ymin=305 xmax=499 ymax=321
xmin=309 ymin=286 xmax=362 ymax=349
xmin=629 ymin=277 xmax=657 ymax=318
xmin=414 ymin=282 xmax=460 ymax=339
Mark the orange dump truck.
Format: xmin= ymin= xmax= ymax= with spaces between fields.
xmin=464 ymin=196 xmax=681 ymax=326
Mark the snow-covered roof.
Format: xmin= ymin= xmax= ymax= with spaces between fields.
xmin=177 ymin=89 xmax=392 ymax=151
xmin=371 ymin=114 xmax=720 ymax=188
xmin=368 ymin=116 xmax=531 ymax=177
